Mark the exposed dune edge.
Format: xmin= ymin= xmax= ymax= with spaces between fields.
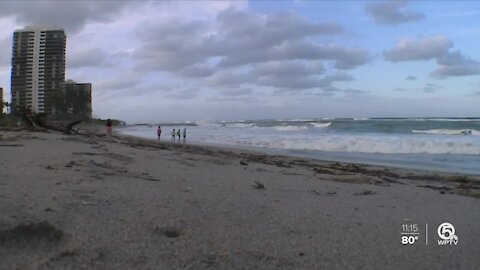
xmin=0 ymin=131 xmax=479 ymax=269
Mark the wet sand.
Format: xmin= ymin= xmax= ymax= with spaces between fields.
xmin=0 ymin=130 xmax=479 ymax=269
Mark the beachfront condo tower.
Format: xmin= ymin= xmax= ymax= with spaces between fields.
xmin=10 ymin=26 xmax=66 ymax=115
xmin=0 ymin=87 xmax=3 ymax=114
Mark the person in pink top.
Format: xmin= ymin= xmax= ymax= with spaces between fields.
xmin=106 ymin=119 xmax=112 ymax=135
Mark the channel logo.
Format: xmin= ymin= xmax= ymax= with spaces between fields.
xmin=437 ymin=222 xmax=458 ymax=245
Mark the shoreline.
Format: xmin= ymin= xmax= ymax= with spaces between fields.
xmin=115 ymin=133 xmax=480 ymax=198
xmin=1 ymin=130 xmax=479 ymax=269
xmin=118 ymin=129 xmax=480 ymax=177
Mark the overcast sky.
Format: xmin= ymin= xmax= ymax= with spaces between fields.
xmin=0 ymin=0 xmax=479 ymax=123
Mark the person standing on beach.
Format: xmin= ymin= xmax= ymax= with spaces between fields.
xmin=106 ymin=119 xmax=112 ymax=135
xmin=157 ymin=126 xmax=162 ymax=140
xmin=183 ymin=128 xmax=186 ymax=142
xmin=177 ymin=128 xmax=181 ymax=141
xmin=171 ymin=129 xmax=176 ymax=142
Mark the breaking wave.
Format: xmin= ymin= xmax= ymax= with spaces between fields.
xmin=412 ymin=129 xmax=480 ymax=136
xmin=310 ymin=122 xmax=332 ymax=128
xmin=222 ymin=121 xmax=332 ymax=130
xmin=120 ymin=125 xmax=480 ymax=156
xmin=226 ymin=135 xmax=480 ymax=155
xmin=274 ymin=126 xmax=310 ymax=131
xmin=226 ymin=123 xmax=257 ymax=128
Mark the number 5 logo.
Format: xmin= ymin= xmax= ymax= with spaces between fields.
xmin=437 ymin=222 xmax=455 ymax=240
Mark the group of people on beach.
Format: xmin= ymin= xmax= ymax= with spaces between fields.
xmin=156 ymin=126 xmax=186 ymax=142
xmin=105 ymin=120 xmax=186 ymax=142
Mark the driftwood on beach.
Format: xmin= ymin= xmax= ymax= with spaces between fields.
xmin=20 ymin=109 xmax=83 ymax=135
xmin=34 ymin=114 xmax=82 ymax=135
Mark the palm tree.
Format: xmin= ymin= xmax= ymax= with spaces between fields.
xmin=4 ymin=102 xmax=10 ymax=114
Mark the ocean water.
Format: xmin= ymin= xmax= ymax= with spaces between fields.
xmin=117 ymin=118 xmax=480 ymax=175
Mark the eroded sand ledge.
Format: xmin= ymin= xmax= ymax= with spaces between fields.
xmin=0 ymin=131 xmax=479 ymax=269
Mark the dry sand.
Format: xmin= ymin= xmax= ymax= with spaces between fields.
xmin=0 ymin=130 xmax=479 ymax=269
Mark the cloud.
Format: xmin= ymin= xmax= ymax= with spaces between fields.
xmin=179 ymin=65 xmax=217 ymax=78
xmin=133 ymin=8 xmax=370 ymax=78
xmin=394 ymin=87 xmax=408 ymax=92
xmin=0 ymin=1 xmax=136 ymax=33
xmin=128 ymin=7 xmax=370 ymax=100
xmin=405 ymin=75 xmax=417 ymax=80
xmin=133 ymin=19 xmax=209 ymax=71
xmin=0 ymin=36 xmax=11 ymax=67
xmin=384 ymin=36 xmax=480 ymax=79
xmin=255 ymin=70 xmax=355 ymax=91
xmin=220 ymin=88 xmax=253 ymax=96
xmin=95 ymin=73 xmax=142 ymax=91
xmin=256 ymin=75 xmax=321 ymax=90
xmin=251 ymin=60 xmax=324 ymax=78
xmin=366 ymin=0 xmax=424 ymax=25
xmin=431 ymin=50 xmax=480 ymax=78
xmin=344 ymin=89 xmax=368 ymax=95
xmin=203 ymin=60 xmax=358 ymax=91
xmin=218 ymin=41 xmax=370 ymax=69
xmin=67 ymin=46 xmax=111 ymax=69
xmin=384 ymin=36 xmax=453 ymax=62
xmin=423 ymin=83 xmax=440 ymax=93
xmin=216 ymin=8 xmax=343 ymax=48
xmin=323 ymin=73 xmax=355 ymax=83
xmin=164 ymin=88 xmax=198 ymax=100
xmin=207 ymin=71 xmax=251 ymax=87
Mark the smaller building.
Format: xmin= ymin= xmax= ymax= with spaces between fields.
xmin=62 ymin=80 xmax=92 ymax=119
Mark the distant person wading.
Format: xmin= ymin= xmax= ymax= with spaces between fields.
xmin=177 ymin=129 xmax=181 ymax=141
xmin=183 ymin=128 xmax=187 ymax=142
xmin=157 ymin=126 xmax=162 ymax=140
xmin=171 ymin=129 xmax=176 ymax=142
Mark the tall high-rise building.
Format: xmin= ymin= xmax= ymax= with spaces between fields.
xmin=10 ymin=26 xmax=66 ymax=115
xmin=0 ymin=87 xmax=3 ymax=114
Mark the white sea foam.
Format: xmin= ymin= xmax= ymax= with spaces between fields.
xmin=402 ymin=118 xmax=480 ymax=122
xmin=274 ymin=126 xmax=309 ymax=131
xmin=271 ymin=122 xmax=331 ymax=131
xmin=246 ymin=136 xmax=480 ymax=155
xmin=310 ymin=122 xmax=332 ymax=128
xmin=119 ymin=124 xmax=480 ymax=156
xmin=227 ymin=123 xmax=256 ymax=128
xmin=286 ymin=118 xmax=316 ymax=122
xmin=195 ymin=120 xmax=218 ymax=127
xmin=422 ymin=118 xmax=479 ymax=122
xmin=412 ymin=129 xmax=479 ymax=136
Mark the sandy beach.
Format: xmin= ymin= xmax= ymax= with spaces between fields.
xmin=0 ymin=130 xmax=479 ymax=269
